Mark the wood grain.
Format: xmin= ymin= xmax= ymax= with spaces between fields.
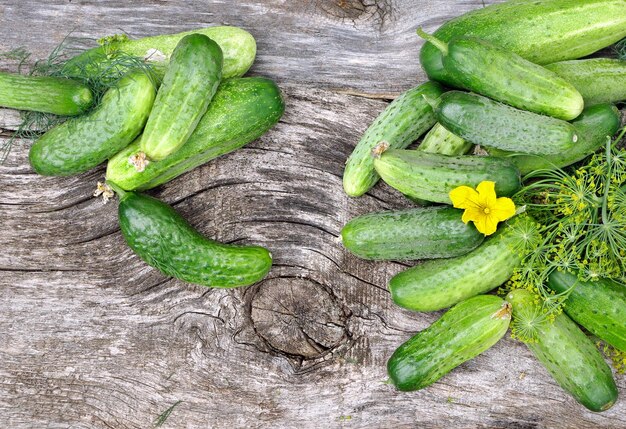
xmin=1 ymin=1 xmax=625 ymax=428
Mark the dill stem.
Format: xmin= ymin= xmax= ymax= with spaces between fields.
xmin=601 ymin=137 xmax=611 ymax=225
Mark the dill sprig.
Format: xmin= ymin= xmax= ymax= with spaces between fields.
xmin=616 ymin=37 xmax=626 ymax=60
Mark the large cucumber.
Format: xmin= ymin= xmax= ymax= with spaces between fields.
xmin=547 ymin=270 xmax=626 ymax=352
xmin=418 ymin=123 xmax=472 ymax=156
xmin=434 ymin=91 xmax=580 ymax=155
xmin=0 ymin=72 xmax=93 ymax=116
xmin=111 ymin=185 xmax=272 ymax=288
xmin=421 ymin=0 xmax=626 ymax=85
xmin=341 ymin=206 xmax=483 ymax=261
xmin=507 ymin=289 xmax=618 ymax=412
xmin=106 ymin=77 xmax=284 ymax=190
xmin=29 ymin=72 xmax=156 ymax=176
xmin=63 ymin=26 xmax=255 ymax=80
xmin=417 ymin=30 xmax=583 ymax=121
xmin=488 ymin=104 xmax=621 ymax=174
xmin=372 ymin=147 xmax=521 ymax=204
xmin=388 ymin=295 xmax=511 ymax=391
xmin=545 ymin=58 xmax=626 ymax=106
xmin=390 ymin=215 xmax=535 ymax=312
xmin=139 ymin=34 xmax=223 ymax=162
xmin=342 ymin=81 xmax=444 ymax=197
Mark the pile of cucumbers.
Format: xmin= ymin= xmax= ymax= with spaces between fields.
xmin=342 ymin=0 xmax=626 ymax=412
xmin=1 ymin=26 xmax=285 ymax=288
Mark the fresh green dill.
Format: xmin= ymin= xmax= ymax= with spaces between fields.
xmin=615 ymin=37 xmax=626 ymax=60
xmin=153 ymin=400 xmax=183 ymax=427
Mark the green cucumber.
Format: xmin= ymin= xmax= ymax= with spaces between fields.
xmin=390 ymin=215 xmax=536 ymax=312
xmin=388 ymin=295 xmax=511 ymax=391
xmin=434 ymin=91 xmax=580 ymax=155
xmin=547 ymin=270 xmax=626 ymax=352
xmin=106 ymin=77 xmax=284 ymax=190
xmin=0 ymin=72 xmax=93 ymax=116
xmin=487 ymin=104 xmax=621 ymax=174
xmin=545 ymin=58 xmax=626 ymax=106
xmin=139 ymin=34 xmax=223 ymax=162
xmin=372 ymin=147 xmax=521 ymax=204
xmin=29 ymin=72 xmax=156 ymax=176
xmin=417 ymin=30 xmax=583 ymax=121
xmin=341 ymin=206 xmax=483 ymax=261
xmin=112 ymin=185 xmax=271 ymax=288
xmin=418 ymin=123 xmax=472 ymax=156
xmin=507 ymin=289 xmax=618 ymax=412
xmin=63 ymin=26 xmax=255 ymax=80
xmin=420 ymin=0 xmax=626 ymax=85
xmin=342 ymin=81 xmax=444 ymax=197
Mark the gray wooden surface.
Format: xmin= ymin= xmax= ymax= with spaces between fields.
xmin=0 ymin=1 xmax=624 ymax=428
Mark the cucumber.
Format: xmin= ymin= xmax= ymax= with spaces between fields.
xmin=139 ymin=34 xmax=223 ymax=162
xmin=29 ymin=72 xmax=156 ymax=176
xmin=547 ymin=270 xmax=626 ymax=352
xmin=342 ymin=81 xmax=444 ymax=197
xmin=545 ymin=58 xmax=626 ymax=106
xmin=0 ymin=72 xmax=93 ymax=116
xmin=417 ymin=30 xmax=583 ymax=121
xmin=434 ymin=91 xmax=579 ymax=155
xmin=487 ymin=104 xmax=621 ymax=174
xmin=63 ymin=26 xmax=255 ymax=80
xmin=372 ymin=147 xmax=521 ymax=204
xmin=388 ymin=295 xmax=511 ymax=391
xmin=390 ymin=215 xmax=535 ymax=312
xmin=111 ymin=184 xmax=272 ymax=288
xmin=421 ymin=0 xmax=626 ymax=85
xmin=507 ymin=289 xmax=618 ymax=412
xmin=341 ymin=206 xmax=484 ymax=261
xmin=106 ymin=77 xmax=284 ymax=190
xmin=418 ymin=123 xmax=472 ymax=156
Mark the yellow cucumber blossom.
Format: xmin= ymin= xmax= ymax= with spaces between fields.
xmin=449 ymin=181 xmax=516 ymax=236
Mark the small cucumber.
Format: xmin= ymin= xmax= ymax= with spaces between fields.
xmin=342 ymin=81 xmax=444 ymax=197
xmin=139 ymin=34 xmax=223 ymax=162
xmin=547 ymin=270 xmax=626 ymax=352
xmin=106 ymin=77 xmax=284 ymax=190
xmin=434 ymin=91 xmax=579 ymax=155
xmin=63 ymin=26 xmax=255 ymax=80
xmin=372 ymin=147 xmax=521 ymax=204
xmin=341 ymin=206 xmax=484 ymax=261
xmin=0 ymin=72 xmax=93 ymax=116
xmin=418 ymin=123 xmax=472 ymax=156
xmin=29 ymin=72 xmax=156 ymax=176
xmin=388 ymin=295 xmax=511 ymax=391
xmin=417 ymin=30 xmax=583 ymax=121
xmin=420 ymin=0 xmax=626 ymax=84
xmin=507 ymin=289 xmax=618 ymax=412
xmin=545 ymin=58 xmax=626 ymax=106
xmin=390 ymin=215 xmax=536 ymax=312
xmin=487 ymin=104 xmax=621 ymax=174
xmin=112 ymin=185 xmax=272 ymax=288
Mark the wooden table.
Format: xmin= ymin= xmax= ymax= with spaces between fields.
xmin=1 ymin=1 xmax=624 ymax=428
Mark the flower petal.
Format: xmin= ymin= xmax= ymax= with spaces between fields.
xmin=476 ymin=181 xmax=497 ymax=208
xmin=449 ymin=185 xmax=480 ymax=209
xmin=474 ymin=213 xmax=499 ymax=236
xmin=492 ymin=197 xmax=516 ymax=222
xmin=461 ymin=206 xmax=484 ymax=224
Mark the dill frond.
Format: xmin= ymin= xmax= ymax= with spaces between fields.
xmin=615 ymin=38 xmax=626 ymax=61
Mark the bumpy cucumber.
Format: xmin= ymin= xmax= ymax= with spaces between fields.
xmin=29 ymin=72 xmax=156 ymax=176
xmin=390 ymin=215 xmax=535 ymax=312
xmin=545 ymin=59 xmax=626 ymax=106
xmin=373 ymin=147 xmax=520 ymax=204
xmin=548 ymin=270 xmax=626 ymax=352
xmin=507 ymin=289 xmax=618 ymax=412
xmin=63 ymin=26 xmax=255 ymax=80
xmin=434 ymin=91 xmax=579 ymax=155
xmin=341 ymin=206 xmax=483 ymax=261
xmin=418 ymin=30 xmax=583 ymax=121
xmin=488 ymin=104 xmax=621 ymax=174
xmin=418 ymin=123 xmax=472 ymax=156
xmin=421 ymin=0 xmax=626 ymax=85
xmin=113 ymin=185 xmax=272 ymax=288
xmin=0 ymin=72 xmax=93 ymax=116
xmin=139 ymin=34 xmax=223 ymax=161
xmin=388 ymin=295 xmax=511 ymax=391
xmin=342 ymin=81 xmax=444 ymax=197
xmin=106 ymin=77 xmax=284 ymax=190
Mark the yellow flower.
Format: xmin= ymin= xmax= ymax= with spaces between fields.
xmin=449 ymin=181 xmax=516 ymax=236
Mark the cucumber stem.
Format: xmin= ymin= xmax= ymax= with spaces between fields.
xmin=416 ymin=28 xmax=448 ymax=56
xmin=371 ymin=141 xmax=390 ymax=158
xmin=106 ymin=180 xmax=129 ymax=200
